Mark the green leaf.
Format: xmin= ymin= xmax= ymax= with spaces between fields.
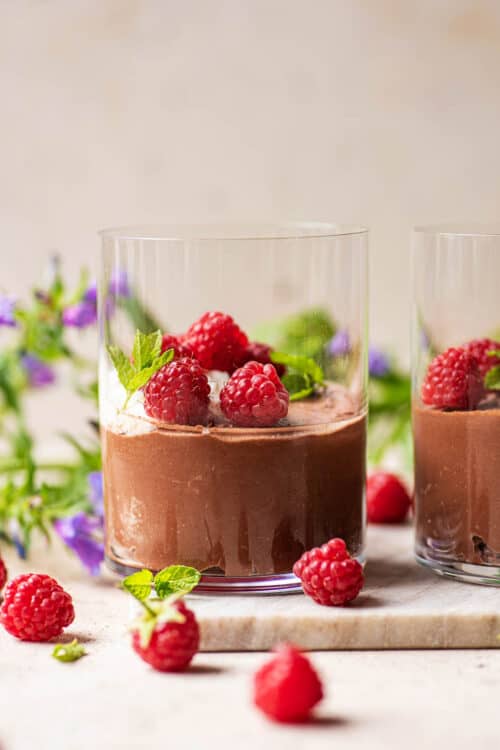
xmin=122 ymin=569 xmax=154 ymax=601
xmin=271 ymin=351 xmax=324 ymax=401
xmin=52 ymin=639 xmax=86 ymax=663
xmin=126 ymin=350 xmax=173 ymax=393
xmin=485 ymin=365 xmax=500 ymax=390
xmin=132 ymin=329 xmax=162 ymax=370
xmin=154 ymin=565 xmax=201 ymax=598
xmin=107 ymin=346 xmax=134 ymax=389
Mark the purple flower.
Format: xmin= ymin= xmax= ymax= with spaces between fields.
xmin=329 ymin=330 xmax=351 ymax=357
xmin=54 ymin=513 xmax=104 ymax=576
xmin=84 ymin=281 xmax=97 ymax=305
xmin=109 ymin=270 xmax=130 ymax=298
xmin=369 ymin=347 xmax=390 ymax=378
xmin=88 ymin=471 xmax=103 ymax=516
xmin=62 ymin=300 xmax=97 ymax=328
xmin=21 ymin=354 xmax=56 ymax=387
xmin=0 ymin=296 xmax=17 ymax=327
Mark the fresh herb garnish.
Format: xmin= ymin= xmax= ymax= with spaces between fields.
xmin=122 ymin=565 xmax=201 ymax=648
xmin=271 ymin=352 xmax=324 ymax=401
xmin=107 ymin=329 xmax=173 ymax=408
xmin=122 ymin=564 xmax=201 ymax=601
xmin=484 ymin=349 xmax=500 ymax=390
xmin=52 ymin=639 xmax=87 ymax=663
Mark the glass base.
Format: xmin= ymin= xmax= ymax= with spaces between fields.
xmin=415 ymin=552 xmax=500 ymax=586
xmin=105 ymin=556 xmax=303 ymax=595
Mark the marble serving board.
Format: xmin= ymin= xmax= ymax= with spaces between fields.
xmin=3 ymin=525 xmax=500 ymax=652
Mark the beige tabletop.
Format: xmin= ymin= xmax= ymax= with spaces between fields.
xmin=0 ymin=530 xmax=499 ymax=749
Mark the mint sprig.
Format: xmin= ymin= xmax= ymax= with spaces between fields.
xmin=122 ymin=564 xmax=201 ymax=601
xmin=484 ymin=349 xmax=500 ymax=390
xmin=271 ymin=351 xmax=324 ymax=401
xmin=107 ymin=329 xmax=173 ymax=408
xmin=122 ymin=565 xmax=201 ymax=648
xmin=52 ymin=639 xmax=87 ymax=663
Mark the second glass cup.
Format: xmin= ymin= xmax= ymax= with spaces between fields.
xmin=412 ymin=225 xmax=500 ymax=585
xmin=99 ymin=224 xmax=368 ymax=593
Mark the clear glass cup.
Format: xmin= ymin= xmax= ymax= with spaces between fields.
xmin=99 ymin=224 xmax=368 ymax=593
xmin=412 ymin=225 xmax=500 ymax=585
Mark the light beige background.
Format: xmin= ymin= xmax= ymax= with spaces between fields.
xmin=1 ymin=0 xmax=500 ymax=359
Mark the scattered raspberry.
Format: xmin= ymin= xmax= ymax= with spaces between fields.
xmin=421 ymin=346 xmax=483 ymax=410
xmin=220 ymin=361 xmax=289 ymax=427
xmin=144 ymin=357 xmax=210 ymax=425
xmin=463 ymin=338 xmax=500 ymax=379
xmin=367 ymin=471 xmax=412 ymax=523
xmin=237 ymin=341 xmax=286 ymax=377
xmin=253 ymin=644 xmax=323 ymax=723
xmin=184 ymin=311 xmax=249 ymax=373
xmin=131 ymin=599 xmax=199 ymax=672
xmin=0 ymin=573 xmax=75 ymax=641
xmin=161 ymin=333 xmax=195 ymax=360
xmin=0 ymin=557 xmax=7 ymax=591
xmin=293 ymin=538 xmax=364 ymax=606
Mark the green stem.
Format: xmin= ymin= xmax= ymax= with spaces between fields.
xmin=0 ymin=461 xmax=74 ymax=474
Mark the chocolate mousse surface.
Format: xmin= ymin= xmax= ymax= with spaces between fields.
xmin=103 ymin=384 xmax=366 ymax=577
xmin=414 ymin=404 xmax=500 ymax=566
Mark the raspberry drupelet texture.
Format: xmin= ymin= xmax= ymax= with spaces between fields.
xmin=131 ymin=599 xmax=199 ymax=672
xmin=160 ymin=333 xmax=195 ymax=360
xmin=0 ymin=557 xmax=7 ymax=591
xmin=184 ymin=311 xmax=249 ymax=373
xmin=220 ymin=361 xmax=289 ymax=427
xmin=421 ymin=346 xmax=483 ymax=410
xmin=293 ymin=538 xmax=364 ymax=606
xmin=143 ymin=358 xmax=211 ymax=425
xmin=366 ymin=471 xmax=412 ymax=524
xmin=253 ymin=643 xmax=324 ymax=723
xmin=237 ymin=341 xmax=286 ymax=377
xmin=463 ymin=338 xmax=500 ymax=379
xmin=0 ymin=573 xmax=75 ymax=641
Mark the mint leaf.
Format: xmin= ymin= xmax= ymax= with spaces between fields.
xmin=107 ymin=345 xmax=135 ymax=389
xmin=107 ymin=329 xmax=174 ymax=408
xmin=52 ymin=639 xmax=86 ymax=663
xmin=485 ymin=365 xmax=500 ymax=390
xmin=122 ymin=568 xmax=154 ymax=601
xmin=154 ymin=565 xmax=201 ymax=598
xmin=132 ymin=329 xmax=162 ymax=370
xmin=271 ymin=351 xmax=324 ymax=401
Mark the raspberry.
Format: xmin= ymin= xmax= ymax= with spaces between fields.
xmin=0 ymin=573 xmax=74 ymax=641
xmin=367 ymin=471 xmax=412 ymax=523
xmin=293 ymin=538 xmax=364 ymax=606
xmin=144 ymin=357 xmax=211 ymax=425
xmin=220 ymin=361 xmax=289 ymax=427
xmin=237 ymin=341 xmax=286 ymax=377
xmin=421 ymin=346 xmax=483 ymax=410
xmin=184 ymin=311 xmax=249 ymax=373
xmin=161 ymin=333 xmax=195 ymax=360
xmin=131 ymin=598 xmax=199 ymax=672
xmin=463 ymin=338 xmax=500 ymax=378
xmin=253 ymin=644 xmax=323 ymax=723
xmin=0 ymin=557 xmax=7 ymax=591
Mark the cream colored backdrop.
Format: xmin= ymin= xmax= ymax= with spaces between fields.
xmin=1 ymin=0 xmax=500 ymax=361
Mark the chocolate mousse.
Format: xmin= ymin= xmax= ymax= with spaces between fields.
xmin=414 ymin=402 xmax=500 ymax=566
xmin=102 ymin=384 xmax=366 ymax=578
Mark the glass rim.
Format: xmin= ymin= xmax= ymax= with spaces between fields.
xmin=414 ymin=223 xmax=500 ymax=238
xmin=99 ymin=222 xmax=369 ymax=242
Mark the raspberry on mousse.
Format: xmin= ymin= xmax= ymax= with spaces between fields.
xmin=144 ymin=357 xmax=211 ymax=426
xmin=421 ymin=346 xmax=483 ymax=410
xmin=463 ymin=338 xmax=500 ymax=379
xmin=160 ymin=333 xmax=195 ymax=360
xmin=220 ymin=360 xmax=289 ymax=427
xmin=183 ymin=311 xmax=249 ymax=373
